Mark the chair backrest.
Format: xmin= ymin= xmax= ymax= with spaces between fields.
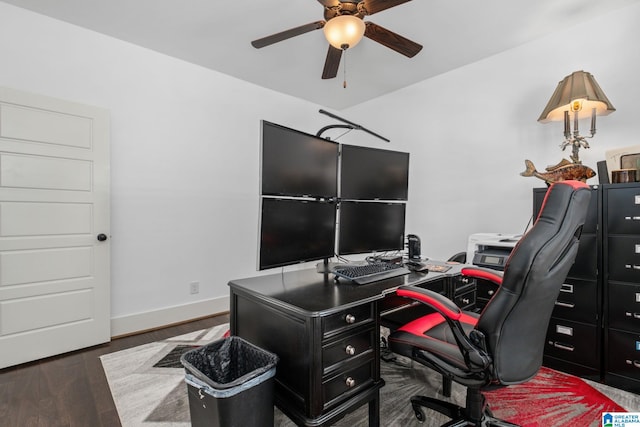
xmin=476 ymin=180 xmax=591 ymax=385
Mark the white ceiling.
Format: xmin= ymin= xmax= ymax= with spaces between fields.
xmin=2 ymin=0 xmax=639 ymax=109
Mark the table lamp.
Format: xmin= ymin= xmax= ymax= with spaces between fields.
xmin=538 ymin=70 xmax=615 ymax=164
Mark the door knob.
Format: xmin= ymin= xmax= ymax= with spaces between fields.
xmin=97 ymin=233 xmax=108 ymax=241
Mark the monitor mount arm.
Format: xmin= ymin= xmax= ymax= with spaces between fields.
xmin=317 ymin=109 xmax=390 ymax=143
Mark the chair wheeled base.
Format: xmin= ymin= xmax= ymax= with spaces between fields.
xmin=408 ymin=387 xmax=519 ymax=426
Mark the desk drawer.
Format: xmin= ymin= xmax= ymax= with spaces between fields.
xmin=323 ymin=304 xmax=373 ymax=338
xmin=322 ymin=360 xmax=374 ymax=409
xmin=454 ymin=288 xmax=476 ymax=310
xmin=451 ymin=275 xmax=475 ymax=292
xmin=476 ymin=279 xmax=498 ymax=301
xmin=323 ymin=329 xmax=374 ymax=371
xmin=545 ymin=318 xmax=599 ymax=368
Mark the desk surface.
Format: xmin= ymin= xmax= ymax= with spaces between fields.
xmin=229 ymin=260 xmax=463 ymax=315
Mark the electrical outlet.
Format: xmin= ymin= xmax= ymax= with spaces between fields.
xmin=190 ymin=281 xmax=200 ymax=294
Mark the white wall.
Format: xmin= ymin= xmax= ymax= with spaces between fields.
xmin=344 ymin=2 xmax=640 ymax=260
xmin=1 ymin=2 xmax=639 ymax=335
xmin=0 ymin=2 xmax=336 ymax=334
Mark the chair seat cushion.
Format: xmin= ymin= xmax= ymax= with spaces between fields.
xmin=389 ymin=311 xmax=479 ymax=370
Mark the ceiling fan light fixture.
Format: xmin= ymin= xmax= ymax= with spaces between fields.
xmin=323 ymin=15 xmax=366 ymax=50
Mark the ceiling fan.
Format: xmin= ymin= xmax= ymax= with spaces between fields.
xmin=251 ymin=0 xmax=422 ymax=80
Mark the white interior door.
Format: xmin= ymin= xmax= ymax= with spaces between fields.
xmin=0 ymin=86 xmax=110 ymax=369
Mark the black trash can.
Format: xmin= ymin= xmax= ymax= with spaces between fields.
xmin=180 ymin=336 xmax=279 ymax=427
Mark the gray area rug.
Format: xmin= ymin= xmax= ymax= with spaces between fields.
xmin=100 ymin=324 xmax=639 ymax=426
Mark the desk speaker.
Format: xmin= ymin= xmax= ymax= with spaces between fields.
xmin=407 ymin=234 xmax=421 ymax=260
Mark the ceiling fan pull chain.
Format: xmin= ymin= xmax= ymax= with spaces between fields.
xmin=342 ymin=45 xmax=348 ymax=89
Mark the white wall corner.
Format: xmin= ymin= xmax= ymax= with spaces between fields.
xmin=110 ymin=295 xmax=230 ymax=337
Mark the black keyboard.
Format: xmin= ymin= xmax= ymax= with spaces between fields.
xmin=332 ymin=262 xmax=411 ymax=285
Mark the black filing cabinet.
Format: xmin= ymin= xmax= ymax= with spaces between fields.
xmin=534 ymin=186 xmax=602 ymax=380
xmin=604 ymin=183 xmax=640 ymax=393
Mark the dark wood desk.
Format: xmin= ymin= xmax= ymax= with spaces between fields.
xmin=228 ymin=264 xmax=463 ymax=426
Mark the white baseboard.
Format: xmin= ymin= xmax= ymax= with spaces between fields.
xmin=110 ymin=295 xmax=230 ymax=337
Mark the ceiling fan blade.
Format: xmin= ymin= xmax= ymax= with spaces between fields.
xmin=364 ymin=22 xmax=422 ymax=58
xmin=362 ymin=0 xmax=412 ymax=15
xmin=251 ymin=21 xmax=325 ymax=48
xmin=322 ymin=45 xmax=342 ymax=79
xmin=317 ymin=0 xmax=341 ymax=7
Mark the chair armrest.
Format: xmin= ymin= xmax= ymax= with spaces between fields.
xmin=461 ymin=266 xmax=503 ymax=286
xmin=396 ymin=285 xmax=492 ymax=372
xmin=396 ymin=286 xmax=462 ymax=320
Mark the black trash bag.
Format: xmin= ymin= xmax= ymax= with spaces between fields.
xmin=181 ymin=336 xmax=279 ymax=397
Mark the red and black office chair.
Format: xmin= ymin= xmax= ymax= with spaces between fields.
xmin=388 ymin=180 xmax=591 ymax=426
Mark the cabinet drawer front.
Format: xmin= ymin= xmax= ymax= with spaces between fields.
xmin=323 ymin=329 xmax=374 ymax=370
xmin=453 ymin=289 xmax=476 ymax=310
xmin=568 ymin=234 xmax=597 ymax=279
xmin=323 ymin=304 xmax=373 ymax=337
xmin=451 ymin=275 xmax=475 ymax=291
xmin=607 ymin=237 xmax=640 ymax=282
xmin=322 ymin=361 xmax=374 ymax=408
xmin=609 ymin=282 xmax=640 ymax=332
xmin=552 ymin=279 xmax=598 ymax=324
xmin=606 ymin=186 xmax=640 ymax=235
xmin=545 ymin=319 xmax=599 ymax=368
xmin=476 ymin=279 xmax=498 ymax=301
xmin=607 ymin=329 xmax=640 ymax=381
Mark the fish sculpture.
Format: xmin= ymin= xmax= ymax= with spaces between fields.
xmin=520 ymin=158 xmax=596 ymax=184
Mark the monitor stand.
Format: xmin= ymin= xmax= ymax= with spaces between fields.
xmin=316 ymin=258 xmax=331 ymax=273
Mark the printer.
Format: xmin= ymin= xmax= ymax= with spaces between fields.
xmin=466 ymin=233 xmax=522 ymax=271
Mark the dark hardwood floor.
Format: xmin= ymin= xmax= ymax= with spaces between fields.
xmin=0 ymin=313 xmax=230 ymax=427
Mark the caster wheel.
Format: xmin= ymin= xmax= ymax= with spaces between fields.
xmin=412 ymin=405 xmax=425 ymax=423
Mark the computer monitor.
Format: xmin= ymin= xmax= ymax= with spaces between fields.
xmin=261 ymin=120 xmax=339 ymax=198
xmin=258 ymin=198 xmax=337 ymax=270
xmin=340 ymin=144 xmax=409 ymax=200
xmin=338 ymin=201 xmax=406 ymax=255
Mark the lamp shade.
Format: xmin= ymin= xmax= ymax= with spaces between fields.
xmin=323 ymin=15 xmax=366 ymax=50
xmin=538 ymin=70 xmax=615 ymax=123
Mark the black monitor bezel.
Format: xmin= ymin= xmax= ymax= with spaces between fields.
xmin=258 ymin=197 xmax=337 ymax=270
xmin=340 ymin=144 xmax=409 ymax=201
xmin=337 ymin=200 xmax=406 ymax=255
xmin=260 ymin=120 xmax=339 ymax=199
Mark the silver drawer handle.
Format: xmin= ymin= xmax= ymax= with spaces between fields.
xmin=627 ymin=360 xmax=640 ymax=369
xmin=345 ymin=377 xmax=356 ymax=388
xmin=625 ymin=312 xmax=640 ymax=319
xmin=488 ymin=290 xmax=494 ymax=296
xmin=624 ymin=216 xmax=640 ymax=221
xmin=624 ymin=265 xmax=640 ymax=270
xmin=345 ymin=314 xmax=356 ymax=324
xmin=553 ymin=342 xmax=574 ymax=352
xmin=462 ymin=298 xmax=470 ymax=305
xmin=345 ymin=345 xmax=356 ymax=356
xmin=554 ymin=301 xmax=575 ymax=309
